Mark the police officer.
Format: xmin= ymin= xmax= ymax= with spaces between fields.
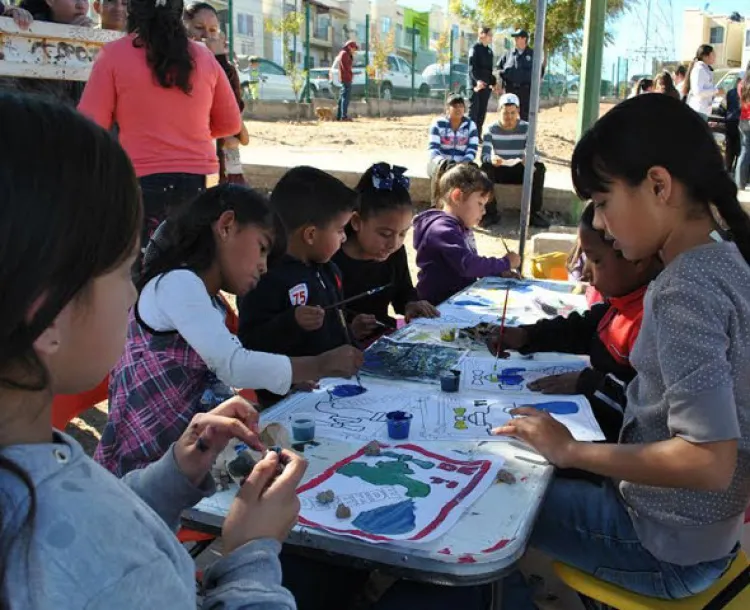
xmin=496 ymin=28 xmax=541 ymax=122
xmin=468 ymin=26 xmax=496 ymax=136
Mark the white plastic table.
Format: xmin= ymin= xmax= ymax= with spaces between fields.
xmin=183 ymin=277 xmax=589 ymax=607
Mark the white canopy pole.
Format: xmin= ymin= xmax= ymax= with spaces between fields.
xmin=517 ymin=0 xmax=548 ymax=266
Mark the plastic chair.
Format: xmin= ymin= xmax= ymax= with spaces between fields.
xmin=553 ymin=550 xmax=750 ymax=610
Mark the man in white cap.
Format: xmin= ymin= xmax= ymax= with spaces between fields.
xmin=480 ymin=92 xmax=549 ymax=228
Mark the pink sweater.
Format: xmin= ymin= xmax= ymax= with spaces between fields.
xmin=79 ymin=35 xmax=241 ymax=177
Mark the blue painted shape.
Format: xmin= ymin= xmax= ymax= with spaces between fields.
xmin=453 ymin=298 xmax=491 ymax=307
xmin=331 ymin=384 xmax=367 ymax=398
xmin=352 ymin=499 xmax=416 ymax=535
xmin=498 ymin=367 xmax=526 ymax=386
xmin=527 ymin=401 xmax=579 ymax=415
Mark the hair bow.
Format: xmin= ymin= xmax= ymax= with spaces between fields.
xmin=371 ymin=163 xmax=410 ymax=191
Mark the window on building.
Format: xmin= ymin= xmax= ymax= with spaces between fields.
xmin=315 ymin=13 xmax=330 ymax=40
xmin=237 ymin=13 xmax=253 ymax=36
xmin=710 ymin=26 xmax=724 ymax=44
xmin=746 ymin=29 xmax=750 ymax=46
xmin=382 ymin=16 xmax=391 ymax=34
xmin=356 ymin=23 xmax=366 ymax=41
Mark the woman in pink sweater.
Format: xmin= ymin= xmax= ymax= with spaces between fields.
xmin=78 ymin=0 xmax=241 ymax=269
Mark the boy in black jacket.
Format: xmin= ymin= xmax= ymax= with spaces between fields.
xmin=489 ymin=202 xmax=662 ymax=441
xmin=238 ymin=166 xmax=373 ymax=361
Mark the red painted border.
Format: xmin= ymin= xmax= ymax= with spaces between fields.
xmin=298 ymin=443 xmax=493 ymax=542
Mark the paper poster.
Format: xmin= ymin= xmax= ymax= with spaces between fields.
xmin=297 ymin=443 xmax=504 ymax=543
xmin=460 ymin=357 xmax=589 ymax=393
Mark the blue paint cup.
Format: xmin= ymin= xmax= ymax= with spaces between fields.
xmin=440 ymin=370 xmax=461 ymax=393
xmin=386 ymin=411 xmax=413 ymax=440
xmin=291 ymin=413 xmax=316 ymax=442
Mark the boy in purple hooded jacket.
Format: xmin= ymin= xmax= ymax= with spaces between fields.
xmin=414 ymin=164 xmax=521 ymax=305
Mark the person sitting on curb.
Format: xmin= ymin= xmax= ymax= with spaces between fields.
xmin=426 ymin=93 xmax=480 ymax=203
xmin=480 ymin=92 xmax=549 ymax=228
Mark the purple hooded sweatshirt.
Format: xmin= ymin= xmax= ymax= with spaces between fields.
xmin=413 ymin=209 xmax=511 ymax=305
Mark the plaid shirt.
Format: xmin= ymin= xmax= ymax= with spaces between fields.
xmin=95 ymin=304 xmax=233 ymax=477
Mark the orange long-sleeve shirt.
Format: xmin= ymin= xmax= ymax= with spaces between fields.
xmin=79 ymin=35 xmax=241 ymax=177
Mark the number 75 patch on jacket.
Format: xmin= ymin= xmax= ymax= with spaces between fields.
xmin=289 ymin=283 xmax=309 ymax=306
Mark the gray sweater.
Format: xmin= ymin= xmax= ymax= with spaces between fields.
xmin=622 ymin=241 xmax=750 ymax=565
xmin=0 ymin=432 xmax=297 ymax=609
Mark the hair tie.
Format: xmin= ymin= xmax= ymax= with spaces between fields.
xmin=155 ymin=0 xmax=167 ymax=7
xmin=371 ymin=163 xmax=410 ymax=192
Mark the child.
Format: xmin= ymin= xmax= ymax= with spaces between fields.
xmin=413 ymin=163 xmax=521 ymax=305
xmin=332 ymin=162 xmax=439 ymax=336
xmin=239 ymin=166 xmax=374 ymax=356
xmin=498 ymin=93 xmax=750 ymax=606
xmin=489 ymin=201 xmax=662 ymax=441
xmin=97 ymin=183 xmax=362 ymax=476
xmin=0 ymin=91 xmax=303 ymax=608
xmin=246 ymin=56 xmax=261 ymax=101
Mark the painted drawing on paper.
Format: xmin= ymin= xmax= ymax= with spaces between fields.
xmin=460 ymin=358 xmax=588 ymax=393
xmin=361 ymin=337 xmax=467 ymax=383
xmin=297 ymin=443 xmax=504 ymax=543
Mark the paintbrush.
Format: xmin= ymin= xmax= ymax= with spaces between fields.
xmin=492 ymin=287 xmax=511 ymax=378
xmin=500 ymin=236 xmax=510 ymax=254
xmin=336 ymin=308 xmax=363 ymax=387
xmin=323 ymin=283 xmax=393 ymax=311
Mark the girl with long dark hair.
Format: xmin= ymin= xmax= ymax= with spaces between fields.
xmin=0 ymin=91 xmax=304 ymax=608
xmin=78 ymin=0 xmax=242 ymax=268
xmin=684 ymin=43 xmax=717 ymax=118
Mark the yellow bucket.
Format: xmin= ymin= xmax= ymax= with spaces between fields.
xmin=530 ymin=252 xmax=569 ymax=281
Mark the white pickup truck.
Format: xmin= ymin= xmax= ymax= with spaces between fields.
xmin=331 ymin=51 xmax=430 ymax=100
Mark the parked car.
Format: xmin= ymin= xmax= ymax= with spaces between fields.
xmin=307 ymin=67 xmax=335 ymax=99
xmin=421 ymin=63 xmax=469 ymax=99
xmin=345 ymin=52 xmax=430 ymax=100
xmin=237 ymin=58 xmax=297 ymax=102
xmin=711 ymin=68 xmax=745 ymax=116
xmin=540 ymin=73 xmax=567 ymax=99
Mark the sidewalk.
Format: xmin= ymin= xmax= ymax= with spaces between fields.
xmin=241 ymin=146 xmax=578 ymax=217
xmin=241 ymin=146 xmax=750 ymax=216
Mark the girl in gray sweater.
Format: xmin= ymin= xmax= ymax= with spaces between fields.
xmin=0 ymin=92 xmax=304 ymax=609
xmin=497 ymin=93 xmax=750 ymax=606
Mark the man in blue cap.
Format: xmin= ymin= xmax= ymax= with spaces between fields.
xmin=496 ymin=28 xmax=541 ymax=122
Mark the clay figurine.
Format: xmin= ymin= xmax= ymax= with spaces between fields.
xmin=316 ymin=490 xmax=335 ymax=505
xmin=496 ymin=469 xmax=516 ymax=485
xmin=364 ymin=441 xmax=381 ymax=456
xmin=335 ymin=503 xmax=352 ymax=519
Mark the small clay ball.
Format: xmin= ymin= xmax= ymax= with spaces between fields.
xmin=364 ymin=441 xmax=381 ymax=457
xmin=496 ymin=469 xmax=516 ymax=485
xmin=316 ymin=490 xmax=335 ymax=505
xmin=335 ymin=503 xmax=351 ymax=519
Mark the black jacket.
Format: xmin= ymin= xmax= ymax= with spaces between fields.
xmin=497 ymin=47 xmax=539 ymax=88
xmin=238 ymin=255 xmax=349 ymax=357
xmin=468 ymin=42 xmax=496 ymax=88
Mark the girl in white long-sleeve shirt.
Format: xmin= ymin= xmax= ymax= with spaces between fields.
xmin=96 ymin=184 xmax=363 ymax=476
xmin=685 ymin=44 xmax=717 ymax=118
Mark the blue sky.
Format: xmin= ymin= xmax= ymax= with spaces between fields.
xmin=398 ymin=0 xmax=743 ymax=77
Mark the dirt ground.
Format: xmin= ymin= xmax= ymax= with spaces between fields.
xmin=246 ymin=102 xmax=615 ymax=171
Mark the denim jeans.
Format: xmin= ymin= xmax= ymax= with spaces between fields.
xmin=337 ymin=82 xmax=352 ymax=120
xmin=737 ymin=120 xmax=750 ymax=189
xmin=503 ymin=477 xmax=737 ymax=608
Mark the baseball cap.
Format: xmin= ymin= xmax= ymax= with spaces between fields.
xmin=345 ymin=40 xmax=359 ymax=50
xmin=500 ymin=92 xmax=520 ymax=107
xmin=511 ymin=29 xmax=529 ymax=38
xmin=446 ymin=93 xmax=465 ymax=106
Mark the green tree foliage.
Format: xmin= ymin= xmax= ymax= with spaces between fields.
xmin=265 ymin=11 xmax=306 ymax=101
xmin=449 ymin=0 xmax=630 ymax=55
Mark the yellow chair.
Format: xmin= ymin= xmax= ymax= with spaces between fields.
xmin=554 ymin=551 xmax=750 ymax=609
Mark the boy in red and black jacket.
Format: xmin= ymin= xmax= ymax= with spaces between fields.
xmin=489 ymin=202 xmax=662 ymax=441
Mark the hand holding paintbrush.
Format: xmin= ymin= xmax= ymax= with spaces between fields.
xmin=336 ymin=308 xmax=364 ymax=388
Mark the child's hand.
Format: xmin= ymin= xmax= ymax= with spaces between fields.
xmin=506 ymin=251 xmax=521 ymax=269
xmin=487 ymin=326 xmax=528 ymax=358
xmin=318 ymin=345 xmax=364 ymax=378
xmin=174 ymin=396 xmax=262 ymax=486
xmin=5 ymin=6 xmax=33 ymax=28
xmin=204 ymin=31 xmax=228 ymax=55
xmin=295 ymin=305 xmax=325 ymax=331
xmin=351 ymin=313 xmax=379 ymax=339
xmin=222 ymin=449 xmax=308 ymax=552
xmin=527 ymin=372 xmax=581 ymax=395
xmin=491 ymin=408 xmax=577 ymax=467
xmin=404 ymin=300 xmax=440 ymax=322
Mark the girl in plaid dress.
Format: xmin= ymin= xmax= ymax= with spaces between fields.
xmin=96 ymin=184 xmax=362 ymax=476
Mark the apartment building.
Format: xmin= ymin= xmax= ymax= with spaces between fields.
xmin=233 ymin=0 xmax=264 ymax=57
xmin=682 ymin=9 xmax=745 ymax=68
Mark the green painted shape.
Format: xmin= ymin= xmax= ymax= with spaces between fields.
xmin=338 ymin=460 xmax=431 ymax=498
xmin=380 ymin=451 xmax=435 ymax=470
